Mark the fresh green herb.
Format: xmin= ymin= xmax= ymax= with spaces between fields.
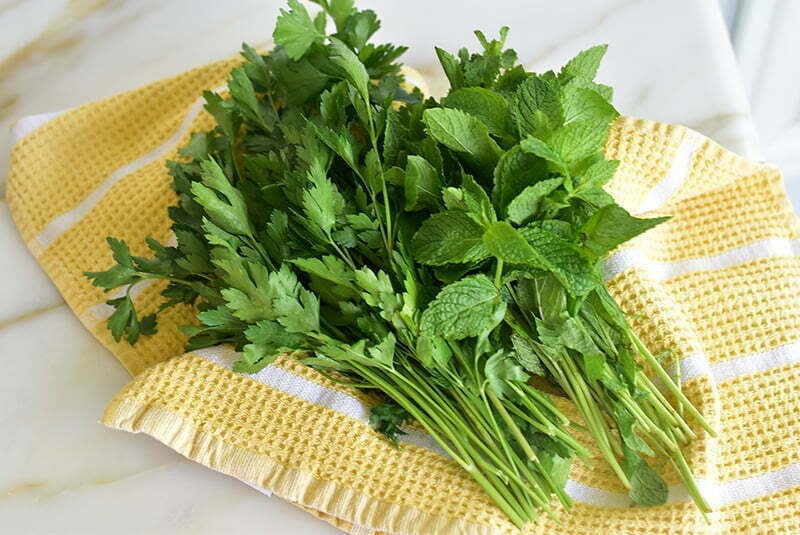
xmin=87 ymin=0 xmax=715 ymax=526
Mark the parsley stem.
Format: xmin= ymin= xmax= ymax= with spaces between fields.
xmin=358 ymin=364 xmax=531 ymax=527
xmin=629 ymin=330 xmax=715 ymax=436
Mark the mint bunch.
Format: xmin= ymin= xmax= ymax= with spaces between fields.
xmin=87 ymin=0 xmax=714 ymax=526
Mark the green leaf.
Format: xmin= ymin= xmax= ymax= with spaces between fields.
xmin=572 ymin=158 xmax=619 ymax=207
xmin=435 ymin=46 xmax=463 ymax=90
xmin=513 ymin=74 xmax=562 ymax=137
xmin=338 ymin=8 xmax=380 ymax=50
xmin=562 ymin=87 xmax=618 ymax=125
xmin=442 ymin=87 xmax=513 ymax=138
xmin=580 ymin=204 xmax=668 ymax=257
xmin=369 ymin=401 xmax=409 ymax=445
xmin=327 ymin=0 xmax=355 ymax=30
xmin=228 ymin=68 xmax=267 ymax=129
xmin=329 ymin=37 xmax=370 ymax=103
xmin=203 ymin=90 xmax=237 ymax=140
xmin=628 ymin=459 xmax=668 ymax=506
xmin=506 ymin=178 xmax=564 ymax=224
xmin=270 ymin=49 xmax=331 ymax=106
xmin=510 ymin=333 xmax=546 ymax=375
xmin=367 ymin=333 xmax=396 ymax=367
xmin=105 ymin=295 xmax=156 ymax=344
xmin=108 ymin=237 xmax=134 ymax=267
xmin=264 ymin=211 xmax=289 ymax=264
xmin=273 ymin=0 xmax=324 ymax=60
xmin=422 ymin=107 xmax=502 ymax=172
xmin=558 ymin=317 xmax=600 ymax=354
xmin=404 ymin=155 xmax=441 ymax=211
xmin=485 ymin=350 xmax=529 ymax=398
xmin=459 ymin=174 xmax=497 ymax=223
xmin=420 ymin=274 xmax=506 ymax=339
xmin=86 ymin=239 xmax=140 ymax=289
xmin=234 ymin=320 xmax=305 ymax=373
xmin=191 ymin=160 xmax=252 ymax=236
xmin=519 ymin=136 xmax=568 ymax=174
xmin=274 ymin=287 xmax=320 ymax=332
xmin=291 ymin=255 xmax=354 ymax=287
xmin=411 ymin=211 xmax=490 ymax=266
xmin=483 ymin=221 xmax=549 ymax=267
xmin=492 ymin=145 xmax=549 ymax=210
xmin=519 ymin=225 xmax=600 ymax=296
xmin=560 ymin=44 xmax=608 ymax=81
xmin=582 ymin=353 xmax=606 ymax=381
xmin=354 ymin=267 xmax=401 ymax=321
xmin=415 ymin=334 xmax=453 ymax=369
xmin=547 ymin=119 xmax=610 ymax=165
xmin=302 ymin=162 xmax=346 ymax=238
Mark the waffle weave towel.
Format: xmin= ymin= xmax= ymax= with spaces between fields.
xmin=7 ymin=57 xmax=800 ymax=534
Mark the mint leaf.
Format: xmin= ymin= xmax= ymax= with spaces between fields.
xmin=442 ymin=87 xmax=513 ymax=138
xmin=422 ymin=107 xmax=502 ymax=172
xmin=580 ymin=204 xmax=668 ymax=257
xmin=519 ymin=136 xmax=568 ymax=174
xmin=519 ymin=225 xmax=600 ymax=296
xmin=404 ymin=155 xmax=441 ymax=211
xmin=492 ymin=145 xmax=549 ymax=210
xmin=411 ymin=211 xmax=489 ymax=265
xmin=420 ymin=275 xmax=506 ymax=339
xmin=435 ymin=46 xmax=463 ymax=90
xmin=561 ymin=87 xmax=618 ymax=125
xmin=560 ymin=44 xmax=608 ymax=82
xmin=575 ymin=159 xmax=619 ymax=191
xmin=273 ymin=0 xmax=324 ymax=60
xmin=459 ymin=173 xmax=496 ymax=223
xmin=510 ymin=333 xmax=546 ymax=375
xmin=506 ymin=178 xmax=564 ymax=224
xmin=483 ymin=221 xmax=548 ymax=267
xmin=513 ymin=75 xmax=562 ymax=137
xmin=628 ymin=459 xmax=668 ymax=506
xmin=547 ymin=119 xmax=610 ymax=165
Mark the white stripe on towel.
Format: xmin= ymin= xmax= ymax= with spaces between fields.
xmin=192 ymin=346 xmax=446 ymax=456
xmin=11 ymin=110 xmax=68 ymax=142
xmin=672 ymin=340 xmax=800 ymax=384
xmin=34 ymin=85 xmax=227 ymax=250
xmin=603 ymin=237 xmax=800 ymax=282
xmin=634 ymin=129 xmax=704 ymax=214
xmin=191 ymin=344 xmax=800 ymax=509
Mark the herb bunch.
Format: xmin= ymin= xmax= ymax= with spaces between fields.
xmin=87 ymin=0 xmax=714 ymax=526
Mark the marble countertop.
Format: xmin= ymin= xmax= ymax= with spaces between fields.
xmin=0 ymin=1 xmax=758 ymax=533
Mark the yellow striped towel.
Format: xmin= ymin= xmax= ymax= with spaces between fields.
xmin=7 ymin=57 xmax=800 ymax=534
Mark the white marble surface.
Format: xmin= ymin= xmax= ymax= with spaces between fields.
xmin=0 ymin=1 xmax=759 ymax=533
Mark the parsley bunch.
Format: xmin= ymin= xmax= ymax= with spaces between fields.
xmin=87 ymin=0 xmax=714 ymax=526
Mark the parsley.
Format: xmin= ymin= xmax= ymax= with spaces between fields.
xmin=87 ymin=1 xmax=715 ymax=526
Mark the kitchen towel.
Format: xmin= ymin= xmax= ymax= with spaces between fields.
xmin=7 ymin=56 xmax=800 ymax=534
